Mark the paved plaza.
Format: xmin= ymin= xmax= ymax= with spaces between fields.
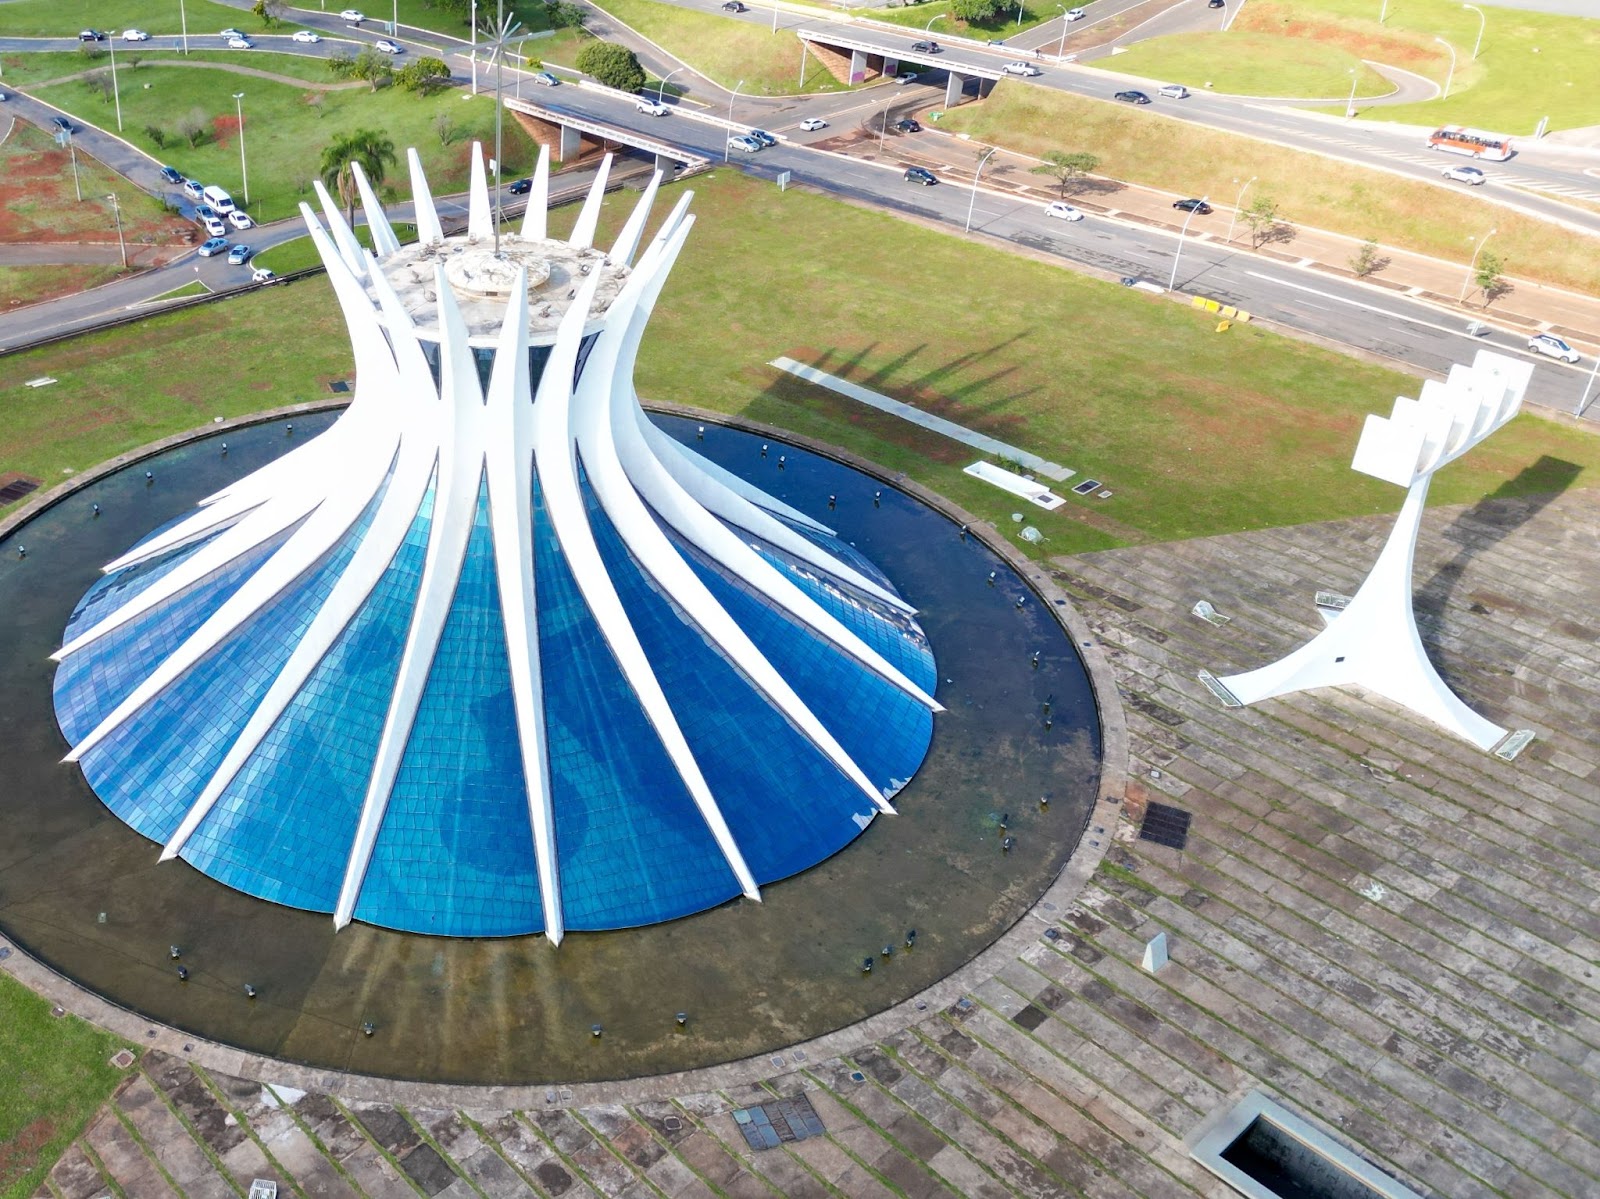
xmin=12 ymin=479 xmax=1600 ymax=1199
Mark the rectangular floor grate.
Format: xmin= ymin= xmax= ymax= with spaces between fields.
xmin=0 ymin=477 xmax=41 ymax=504
xmin=730 ymin=1094 xmax=825 ymax=1151
xmin=1140 ymin=802 xmax=1192 ymax=850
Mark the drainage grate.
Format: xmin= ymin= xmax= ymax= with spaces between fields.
xmin=0 ymin=477 xmax=40 ymax=504
xmin=328 ymin=380 xmax=351 ymax=394
xmin=729 ymin=1094 xmax=825 ymax=1151
xmin=109 ymin=1049 xmax=136 ymax=1069
xmin=1071 ymin=479 xmax=1101 ymax=495
xmin=1140 ymin=802 xmax=1192 ymax=851
xmin=1493 ymin=729 xmax=1536 ymax=761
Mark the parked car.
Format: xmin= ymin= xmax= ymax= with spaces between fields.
xmin=292 ymin=30 xmax=322 ymax=43
xmin=799 ymin=117 xmax=828 ymax=131
xmin=203 ymin=215 xmax=228 ymax=237
xmin=1158 ymin=83 xmax=1190 ymax=99
xmin=194 ymin=204 xmax=218 ymax=222
xmin=1527 ymin=334 xmax=1580 ymax=363
xmin=904 ymin=166 xmax=937 ymax=186
xmin=1000 ymin=61 xmax=1041 ymax=76
xmin=722 ymin=1 xmax=748 ymax=9
xmin=51 ymin=115 xmax=75 ymax=134
xmin=0 ymin=92 xmax=8 ymax=103
xmin=375 ymin=39 xmax=401 ymax=54
xmin=340 ymin=8 xmax=365 ymax=21
xmin=1113 ymin=89 xmax=1151 ymax=104
xmin=228 ymin=209 xmax=254 ymax=230
xmin=251 ymin=266 xmax=277 ymax=284
xmin=894 ymin=118 xmax=922 ymax=133
xmin=122 ymin=29 xmax=150 ymax=42
xmin=1442 ymin=165 xmax=1485 ymax=185
xmin=910 ymin=41 xmax=941 ymax=53
xmin=531 ymin=71 xmax=560 ymax=86
xmin=227 ymin=36 xmax=254 ymax=49
xmin=1045 ymin=201 xmax=1084 ymax=221
xmin=182 ymin=178 xmax=205 ymax=200
xmin=227 ymin=244 xmax=252 ymax=266
xmin=1208 ymin=0 xmax=1225 ymax=7
xmin=508 ymin=178 xmax=532 ymax=195
xmin=727 ymin=135 xmax=761 ymax=153
xmin=159 ymin=165 xmax=185 ymax=185
xmin=1173 ymin=197 xmax=1213 ymax=214
xmin=78 ymin=30 xmax=105 ymax=42
xmin=1065 ymin=7 xmax=1086 ymax=19
xmin=219 ymin=28 xmax=245 ymax=38
xmin=746 ymin=129 xmax=776 ymax=147
xmin=198 ymin=237 xmax=230 ymax=257
xmin=636 ymin=98 xmax=668 ymax=116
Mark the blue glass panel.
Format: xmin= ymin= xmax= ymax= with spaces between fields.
xmin=63 ymin=515 xmax=227 ymax=639
xmin=583 ymin=477 xmax=902 ymax=883
xmin=356 ymin=473 xmax=545 ymax=936
xmin=534 ymin=466 xmax=740 ymax=929
xmin=180 ymin=477 xmax=437 ymax=915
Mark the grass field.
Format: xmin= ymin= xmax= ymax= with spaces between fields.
xmin=0 ymin=973 xmax=131 ymax=1199
xmin=0 ymin=48 xmax=367 ymax=87
xmin=3 ymin=171 xmax=1595 ymax=554
xmin=0 ymin=122 xmax=187 ymax=244
xmin=1102 ymin=31 xmax=1391 ymax=101
xmin=936 ymin=85 xmax=1600 ymax=299
xmin=868 ymin=0 xmax=1063 ymax=40
xmin=0 ymin=0 xmax=552 ymax=41
xmin=0 ymin=264 xmax=128 ymax=310
xmin=28 ymin=64 xmax=540 ymax=226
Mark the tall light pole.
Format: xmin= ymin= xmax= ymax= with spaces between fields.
xmin=1167 ymin=195 xmax=1208 ymax=292
xmin=59 ymin=129 xmax=82 ymax=202
xmin=1435 ymin=36 xmax=1457 ymax=99
xmin=106 ymin=31 xmax=124 ymax=132
xmin=392 ymin=0 xmax=399 ymax=36
xmin=1463 ymin=3 xmax=1485 ymax=58
xmin=1055 ymin=4 xmax=1073 ymax=58
xmin=1345 ymin=67 xmax=1358 ymax=118
xmin=1015 ymin=0 xmax=1026 ymax=28
xmin=1460 ymin=227 xmax=1496 ymax=302
xmin=1576 ymin=350 xmax=1600 ymax=419
xmin=1379 ymin=0 xmax=1389 ymax=23
xmin=879 ymin=98 xmax=891 ymax=152
xmin=180 ymin=0 xmax=189 ymax=55
xmin=471 ymin=0 xmax=479 ymax=94
xmin=657 ymin=65 xmax=684 ymax=105
xmin=1225 ymin=176 xmax=1254 ymax=244
xmin=926 ymin=12 xmax=946 ymax=33
xmin=233 ymin=92 xmax=249 ymax=206
xmin=106 ymin=193 xmax=127 ymax=267
xmin=965 ymin=146 xmax=997 ymax=233
xmin=724 ymin=79 xmax=744 ymax=161
xmin=771 ymin=0 xmax=780 ymax=34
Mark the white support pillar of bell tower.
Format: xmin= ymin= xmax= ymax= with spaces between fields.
xmin=1205 ymin=349 xmax=1534 ymax=753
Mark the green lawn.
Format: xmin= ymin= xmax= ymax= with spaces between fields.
xmin=6 ymin=171 xmax=1594 ymax=554
xmin=1102 ymin=32 xmax=1391 ymax=101
xmin=868 ymin=0 xmax=1065 ymax=41
xmin=0 ymin=973 xmax=131 ymax=1199
xmin=0 ymin=48 xmax=358 ymax=89
xmin=29 ymin=64 xmax=540 ymax=226
xmin=1233 ymin=0 xmax=1600 ymax=133
xmin=0 ymin=0 xmax=242 ymax=37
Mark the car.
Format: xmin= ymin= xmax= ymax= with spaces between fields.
xmin=1173 ymin=197 xmax=1213 ymax=214
xmin=904 ymin=166 xmax=937 ymax=186
xmin=227 ymin=244 xmax=252 ymax=265
xmin=292 ymin=30 xmax=322 ymax=43
xmin=182 ymin=178 xmax=205 ymax=200
xmin=198 ymin=237 xmax=230 ymax=257
xmin=748 ymin=128 xmax=777 ymax=147
xmin=159 ymin=165 xmax=184 ymax=185
xmin=894 ymin=118 xmax=922 ymax=133
xmin=0 ymin=92 xmax=10 ymax=102
xmin=985 ymin=38 xmax=1006 ymax=45
xmin=227 ymin=36 xmax=254 ymax=49
xmin=51 ymin=115 xmax=75 ymax=134
xmin=910 ymin=40 xmax=942 ymax=53
xmin=374 ymin=39 xmax=401 ymax=53
xmin=228 ymin=209 xmax=253 ymax=230
xmin=635 ymin=98 xmax=668 ymax=116
xmin=1158 ymin=83 xmax=1190 ymax=99
xmin=1113 ymin=89 xmax=1151 ymax=104
xmin=508 ymin=178 xmax=532 ymax=195
xmin=251 ymin=267 xmax=277 ymax=284
xmin=122 ymin=29 xmax=150 ymax=42
xmin=799 ymin=117 xmax=828 ymax=131
xmin=1065 ymin=7 xmax=1086 ymax=19
xmin=1527 ymin=334 xmax=1580 ymax=363
xmin=1000 ymin=62 xmax=1041 ymax=76
xmin=340 ymin=8 xmax=365 ymax=21
xmin=203 ymin=215 xmax=228 ymax=237
xmin=727 ymin=135 xmax=761 ymax=153
xmin=78 ymin=30 xmax=105 ymax=42
xmin=1208 ymin=0 xmax=1224 ymax=7
xmin=1045 ymin=201 xmax=1084 ymax=221
xmin=194 ymin=203 xmax=217 ymax=221
xmin=219 ymin=28 xmax=244 ymax=38
xmin=722 ymin=1 xmax=748 ymax=9
xmin=531 ymin=71 xmax=560 ymax=86
xmin=897 ymin=71 xmax=921 ymax=83
xmin=1442 ymin=165 xmax=1485 ymax=185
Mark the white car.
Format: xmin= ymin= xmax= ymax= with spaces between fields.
xmin=1158 ymin=83 xmax=1189 ymax=99
xmin=1527 ymin=334 xmax=1580 ymax=364
xmin=375 ymin=39 xmax=401 ymax=53
xmin=251 ymin=267 xmax=277 ymax=284
xmin=635 ymin=98 xmax=668 ymax=116
xmin=227 ymin=36 xmax=254 ymax=49
xmin=292 ymin=30 xmax=322 ymax=43
xmin=228 ymin=209 xmax=253 ymax=230
xmin=203 ymin=215 xmax=228 ymax=237
xmin=1045 ymin=201 xmax=1084 ymax=221
xmin=1442 ymin=165 xmax=1485 ymax=185
xmin=219 ymin=27 xmax=244 ymax=38
xmin=727 ymin=134 xmax=761 ymax=153
xmin=340 ymin=8 xmax=365 ymax=21
xmin=1000 ymin=61 xmax=1042 ymax=76
xmin=1065 ymin=7 xmax=1086 ymax=18
xmin=799 ymin=117 xmax=828 ymax=131
xmin=896 ymin=70 xmax=920 ymax=84
xmin=122 ymin=29 xmax=150 ymax=42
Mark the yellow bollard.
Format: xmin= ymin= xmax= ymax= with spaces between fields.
xmin=1220 ymin=305 xmax=1238 ymax=319
xmin=1203 ymin=299 xmax=1221 ymax=313
xmin=1216 ymin=320 xmax=1232 ymax=333
xmin=1236 ymin=311 xmax=1252 ymax=322
xmin=1191 ymin=295 xmax=1208 ymax=310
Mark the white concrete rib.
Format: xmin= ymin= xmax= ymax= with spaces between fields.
xmin=467 ymin=141 xmax=492 ymax=243
xmin=520 ymin=145 xmax=550 ymax=242
xmin=567 ymin=153 xmax=613 ymax=251
xmin=313 ymin=180 xmax=366 ymax=277
xmin=608 ymin=170 xmax=662 ymax=268
xmin=351 ymin=161 xmax=401 ymax=258
xmin=407 ymin=147 xmax=445 ymax=244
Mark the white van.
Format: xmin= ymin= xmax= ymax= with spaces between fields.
xmin=201 ymin=184 xmax=236 ymax=214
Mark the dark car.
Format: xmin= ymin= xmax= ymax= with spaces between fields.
xmin=721 ymin=1 xmax=747 ymax=9
xmin=1173 ymin=198 xmax=1213 ymax=214
xmin=508 ymin=178 xmax=532 ymax=195
xmin=1208 ymin=0 xmax=1224 ymax=7
xmin=1113 ymin=90 xmax=1151 ymax=104
xmin=159 ymin=165 xmax=185 ymax=185
xmin=51 ymin=115 xmax=74 ymax=134
xmin=894 ymin=118 xmax=922 ymax=133
xmin=748 ymin=128 xmax=777 ymax=147
xmin=78 ymin=30 xmax=105 ymax=42
xmin=910 ymin=40 xmax=942 ymax=53
xmin=904 ymin=166 xmax=937 ymax=186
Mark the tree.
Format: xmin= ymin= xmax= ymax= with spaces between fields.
xmin=306 ymin=92 xmax=326 ymax=119
xmin=177 ymin=107 xmax=209 ymax=148
xmin=1241 ymin=195 xmax=1283 ymax=249
xmin=545 ymin=1 xmax=587 ymax=30
xmin=1029 ymin=150 xmax=1098 ymax=199
xmin=252 ymin=0 xmax=287 ymax=26
xmin=575 ymin=41 xmax=646 ymax=93
xmin=351 ymin=46 xmax=395 ymax=91
xmin=397 ymin=56 xmax=452 ymax=94
xmin=1474 ymin=249 xmax=1506 ymax=304
xmin=319 ymin=129 xmax=398 ymax=226
xmin=83 ymin=69 xmax=114 ymax=103
xmin=144 ymin=123 xmax=169 ymax=149
xmin=1350 ymin=237 xmax=1380 ymax=278
xmin=950 ymin=0 xmax=1003 ymax=23
xmin=433 ymin=110 xmax=457 ymax=146
xmin=328 ymin=49 xmax=356 ymax=78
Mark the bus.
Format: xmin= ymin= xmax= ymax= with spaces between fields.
xmin=1427 ymin=126 xmax=1513 ymax=161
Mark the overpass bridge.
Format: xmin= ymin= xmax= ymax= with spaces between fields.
xmin=797 ymin=28 xmax=1005 ymax=107
xmin=505 ymin=96 xmax=711 ymax=175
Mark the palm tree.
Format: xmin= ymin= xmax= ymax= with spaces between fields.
xmin=318 ymin=129 xmax=397 ymax=229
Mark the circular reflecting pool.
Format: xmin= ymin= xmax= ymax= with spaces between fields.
xmin=0 ymin=411 xmax=1101 ymax=1084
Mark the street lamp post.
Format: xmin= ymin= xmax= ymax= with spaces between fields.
xmin=1055 ymin=5 xmax=1071 ymax=58
xmin=1463 ymin=3 xmax=1485 ymax=59
xmin=965 ymin=147 xmax=997 ymax=233
xmin=61 ymin=130 xmax=82 ymax=202
xmin=1576 ymin=350 xmax=1600 ymax=419
xmin=724 ymin=79 xmax=745 ymax=161
xmin=393 ymin=0 xmax=399 ymax=37
xmin=106 ymin=193 xmax=127 ymax=267
xmin=1460 ymin=227 xmax=1496 ymax=302
xmin=926 ymin=12 xmax=946 ymax=32
xmin=1225 ymin=176 xmax=1255 ymax=244
xmin=1167 ymin=195 xmax=1208 ymax=292
xmin=471 ymin=0 xmax=479 ymax=95
xmin=1379 ymin=0 xmax=1389 ymax=23
xmin=1345 ymin=67 xmax=1359 ymax=118
xmin=657 ymin=65 xmax=684 ymax=105
xmin=106 ymin=32 xmax=124 ymax=132
xmin=1015 ymin=0 xmax=1026 ymax=28
xmin=233 ymin=93 xmax=249 ymax=206
xmin=180 ymin=0 xmax=189 ymax=55
xmin=1435 ymin=36 xmax=1457 ymax=99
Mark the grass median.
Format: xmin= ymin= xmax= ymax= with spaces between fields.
xmin=1101 ymin=31 xmax=1391 ymax=102
xmin=4 ymin=170 xmax=1595 ymax=556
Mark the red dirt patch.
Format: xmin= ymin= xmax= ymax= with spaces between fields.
xmin=0 ymin=1116 xmax=56 ymax=1188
